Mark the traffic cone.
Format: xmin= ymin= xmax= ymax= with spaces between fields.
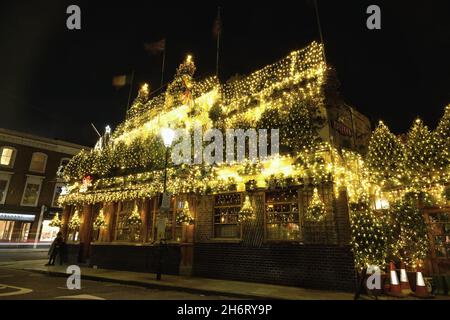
xmin=412 ymin=268 xmax=434 ymax=299
xmin=387 ymin=261 xmax=405 ymax=297
xmin=399 ymin=262 xmax=412 ymax=295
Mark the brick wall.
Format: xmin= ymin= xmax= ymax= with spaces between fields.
xmin=193 ymin=242 xmax=357 ymax=292
xmin=88 ymin=244 xmax=181 ymax=275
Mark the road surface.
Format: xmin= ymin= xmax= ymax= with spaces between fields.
xmin=0 ymin=268 xmax=237 ymax=300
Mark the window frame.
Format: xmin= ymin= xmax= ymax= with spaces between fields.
xmin=29 ymin=152 xmax=48 ymax=174
xmin=52 ymin=182 xmax=65 ymax=208
xmin=57 ymin=157 xmax=71 ymax=177
xmin=0 ymin=171 xmax=13 ymax=205
xmin=213 ymin=192 xmax=242 ymax=239
xmin=0 ymin=146 xmax=17 ymax=168
xmin=114 ymin=200 xmax=140 ymax=242
xmin=264 ymin=188 xmax=301 ymax=242
xmin=20 ymin=175 xmax=44 ymax=207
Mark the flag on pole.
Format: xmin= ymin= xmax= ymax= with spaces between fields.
xmin=213 ymin=9 xmax=222 ymax=38
xmin=144 ymin=39 xmax=166 ymax=55
xmin=112 ymin=74 xmax=132 ymax=88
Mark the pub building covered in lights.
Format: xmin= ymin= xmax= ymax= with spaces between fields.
xmin=58 ymin=42 xmax=375 ymax=292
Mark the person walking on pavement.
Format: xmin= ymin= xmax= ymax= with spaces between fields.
xmin=46 ymin=232 xmax=64 ymax=266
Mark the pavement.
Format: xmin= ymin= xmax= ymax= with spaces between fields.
xmin=1 ymin=259 xmax=355 ymax=300
xmin=0 ymin=249 xmax=48 ymax=263
xmin=0 ymin=252 xmax=448 ymax=300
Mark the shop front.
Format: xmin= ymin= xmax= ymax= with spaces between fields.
xmin=61 ymin=183 xmax=357 ymax=292
xmin=0 ymin=212 xmax=35 ymax=244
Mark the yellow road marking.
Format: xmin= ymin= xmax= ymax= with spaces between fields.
xmin=0 ymin=283 xmax=33 ymax=297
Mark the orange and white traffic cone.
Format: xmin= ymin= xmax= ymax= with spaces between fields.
xmin=399 ymin=262 xmax=412 ymax=295
xmin=387 ymin=261 xmax=405 ymax=297
xmin=412 ymin=268 xmax=434 ymax=299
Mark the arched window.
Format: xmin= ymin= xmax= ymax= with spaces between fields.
xmin=0 ymin=146 xmax=17 ymax=168
xmin=29 ymin=152 xmax=48 ymax=173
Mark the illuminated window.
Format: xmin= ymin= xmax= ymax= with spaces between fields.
xmin=115 ymin=201 xmax=141 ymax=242
xmin=29 ymin=152 xmax=47 ymax=173
xmin=56 ymin=158 xmax=71 ymax=177
xmin=21 ymin=176 xmax=44 ymax=207
xmin=214 ymin=193 xmax=241 ymax=238
xmin=375 ymin=198 xmax=390 ymax=210
xmin=0 ymin=147 xmax=16 ymax=167
xmin=52 ymin=183 xmax=65 ymax=207
xmin=266 ymin=189 xmax=300 ymax=241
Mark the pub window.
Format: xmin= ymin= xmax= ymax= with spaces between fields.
xmin=0 ymin=147 xmax=16 ymax=168
xmin=29 ymin=152 xmax=48 ymax=173
xmin=214 ymin=193 xmax=242 ymax=238
xmin=153 ymin=196 xmax=184 ymax=242
xmin=115 ymin=201 xmax=140 ymax=242
xmin=428 ymin=211 xmax=450 ymax=259
xmin=265 ymin=189 xmax=300 ymax=240
xmin=173 ymin=197 xmax=185 ymax=242
xmin=21 ymin=176 xmax=43 ymax=207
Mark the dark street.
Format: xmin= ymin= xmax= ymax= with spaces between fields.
xmin=0 ymin=249 xmax=48 ymax=264
xmin=0 ymin=250 xmax=236 ymax=300
xmin=0 ymin=267 xmax=236 ymax=300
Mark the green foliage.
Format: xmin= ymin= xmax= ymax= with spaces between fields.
xmin=366 ymin=121 xmax=404 ymax=186
xmin=257 ymin=100 xmax=319 ymax=154
xmin=349 ymin=198 xmax=387 ymax=269
xmin=389 ymin=199 xmax=429 ymax=266
xmin=63 ymin=135 xmax=166 ymax=183
xmin=433 ymin=105 xmax=450 ymax=180
xmin=404 ymin=119 xmax=438 ymax=188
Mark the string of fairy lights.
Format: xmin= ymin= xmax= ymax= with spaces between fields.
xmin=58 ymin=41 xmax=449 ymax=270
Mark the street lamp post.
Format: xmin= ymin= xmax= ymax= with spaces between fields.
xmin=157 ymin=128 xmax=175 ymax=280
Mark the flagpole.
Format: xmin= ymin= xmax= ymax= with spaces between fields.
xmin=126 ymin=69 xmax=135 ymax=114
xmin=215 ymin=7 xmax=221 ymax=77
xmin=161 ymin=45 xmax=166 ymax=88
xmin=313 ymin=0 xmax=327 ymax=65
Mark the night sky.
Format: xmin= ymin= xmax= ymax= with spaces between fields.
xmin=0 ymin=0 xmax=449 ymax=146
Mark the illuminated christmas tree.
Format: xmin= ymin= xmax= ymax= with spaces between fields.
xmin=433 ymin=105 xmax=450 ymax=182
xmin=127 ymin=203 xmax=142 ymax=226
xmin=366 ymin=121 xmax=404 ymax=187
xmin=238 ymin=195 xmax=255 ymax=223
xmin=390 ymin=199 xmax=429 ymax=268
xmin=93 ymin=209 xmax=107 ymax=230
xmin=404 ymin=119 xmax=437 ymax=189
xmin=49 ymin=213 xmax=62 ymax=228
xmin=68 ymin=210 xmax=81 ymax=230
xmin=305 ymin=188 xmax=326 ymax=222
xmin=349 ymin=197 xmax=387 ymax=269
xmin=176 ymin=201 xmax=195 ymax=225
